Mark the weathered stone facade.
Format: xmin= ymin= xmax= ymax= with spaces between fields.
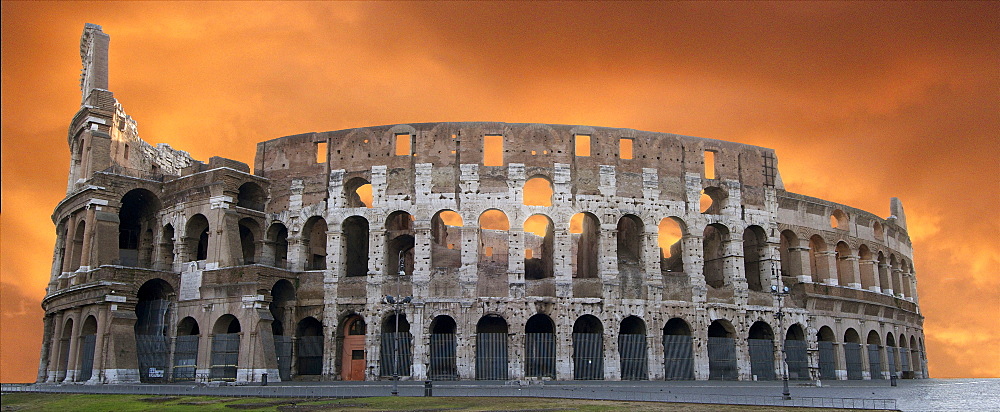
xmin=38 ymin=24 xmax=926 ymax=384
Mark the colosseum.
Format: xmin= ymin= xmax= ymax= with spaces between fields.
xmin=38 ymin=24 xmax=926 ymax=385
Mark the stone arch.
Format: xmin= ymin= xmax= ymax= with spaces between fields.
xmin=570 ymin=212 xmax=600 ymax=279
xmin=844 ymin=328 xmax=864 ymax=380
xmin=475 ymin=315 xmax=509 ymax=380
xmin=858 ymin=245 xmax=875 ymax=290
xmin=57 ymin=318 xmax=74 ymax=378
xmin=619 ymin=316 xmax=648 ymax=380
xmin=662 ymin=318 xmax=694 ymax=380
xmin=428 ymin=315 xmax=458 ymax=380
xmin=386 ymin=211 xmax=415 ymax=277
xmin=295 ymin=317 xmax=323 ymax=376
xmin=431 ymin=210 xmax=463 ymax=269
xmin=867 ymin=330 xmax=884 ymax=380
xmin=703 ymin=223 xmax=730 ymax=289
xmin=269 ymin=279 xmax=295 ymax=336
xmin=700 ymin=186 xmax=726 ymax=214
xmin=743 ymin=225 xmax=768 ymax=292
xmin=210 ymin=314 xmax=241 ymax=381
xmin=808 ymin=235 xmax=830 ymax=283
xmin=572 ymin=315 xmax=604 ymax=380
xmin=779 ymin=229 xmax=802 ymax=281
xmin=523 ymin=214 xmax=554 ymax=280
xmin=236 ymin=182 xmax=266 ymax=211
xmin=77 ymin=315 xmax=98 ymax=381
xmin=238 ymin=217 xmax=261 ymax=265
xmin=159 ymin=224 xmax=174 ymax=270
xmin=380 ymin=312 xmax=412 ymax=377
xmin=173 ymin=315 xmax=201 ymax=380
xmin=478 ymin=210 xmax=509 ymax=296
xmin=830 ymin=209 xmax=848 ymax=229
xmin=785 ymin=323 xmax=809 ymax=380
xmin=816 ymin=325 xmax=837 ymax=380
xmin=344 ymin=177 xmax=372 ymax=208
xmin=748 ymin=321 xmax=776 ymax=380
xmin=303 ymin=216 xmax=327 ymax=270
xmin=525 ymin=313 xmax=556 ymax=378
xmin=877 ymin=251 xmax=891 ymax=295
xmin=266 ymin=222 xmax=289 ymax=268
xmin=835 ymin=241 xmax=855 ymax=287
xmin=71 ymin=219 xmax=86 ymax=270
xmin=707 ymin=319 xmax=737 ymax=380
xmin=119 ymin=188 xmax=161 ymax=268
xmin=135 ymin=278 xmax=173 ymax=382
xmin=890 ymin=254 xmax=902 ymax=297
xmin=523 ymin=175 xmax=553 ymax=207
xmin=872 ymin=220 xmax=884 ymax=240
xmin=340 ymin=314 xmax=366 ymax=381
xmin=186 ymin=214 xmax=210 ymax=262
xmin=658 ymin=217 xmax=685 ymax=273
xmin=343 ymin=216 xmax=369 ymax=277
xmin=617 ymin=214 xmax=645 ymax=299
xmin=909 ymin=335 xmax=921 ymax=376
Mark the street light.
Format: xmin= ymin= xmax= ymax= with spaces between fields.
xmin=385 ymin=248 xmax=413 ymax=396
xmin=772 ymin=265 xmax=792 ymax=401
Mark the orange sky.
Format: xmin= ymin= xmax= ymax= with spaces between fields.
xmin=2 ymin=2 xmax=998 ymax=382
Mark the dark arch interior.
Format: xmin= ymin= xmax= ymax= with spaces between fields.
xmin=382 ymin=314 xmax=410 ymax=333
xmin=476 ymin=315 xmax=508 ymax=333
xmin=748 ymin=321 xmax=774 ymax=340
xmin=708 ymin=321 xmax=732 ymax=338
xmin=573 ymin=315 xmax=603 ymax=334
xmin=431 ymin=316 xmax=457 ymax=334
xmin=663 ymin=318 xmax=692 ymax=336
xmin=620 ymin=316 xmax=646 ymax=335
xmin=525 ymin=314 xmax=555 ymax=333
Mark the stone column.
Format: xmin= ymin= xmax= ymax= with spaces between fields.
xmin=817 ymin=251 xmax=838 ymax=285
xmin=879 ymin=263 xmax=893 ymax=296
xmin=553 ymin=227 xmax=573 ymax=298
xmin=684 ymin=235 xmax=707 ymax=303
xmin=63 ymin=307 xmax=84 ymax=382
xmin=725 ymin=236 xmax=748 ymax=306
xmin=89 ymin=305 xmax=109 ymax=383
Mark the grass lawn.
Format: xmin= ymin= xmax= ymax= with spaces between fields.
xmin=0 ymin=393 xmax=888 ymax=411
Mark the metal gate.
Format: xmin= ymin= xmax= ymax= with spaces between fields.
xmin=619 ymin=334 xmax=647 ymax=380
xmin=662 ymin=335 xmax=694 ymax=380
xmin=708 ymin=337 xmax=738 ymax=380
xmin=573 ymin=333 xmax=604 ymax=380
xmin=379 ymin=332 xmax=412 ymax=377
xmin=525 ymin=333 xmax=555 ymax=378
xmin=749 ymin=338 xmax=776 ymax=380
xmin=78 ymin=334 xmax=96 ymax=382
xmin=136 ymin=334 xmax=169 ymax=382
xmin=429 ymin=333 xmax=458 ymax=380
xmin=274 ymin=335 xmax=292 ymax=381
xmin=867 ymin=344 xmax=883 ymax=379
xmin=297 ymin=336 xmax=323 ymax=376
xmin=173 ymin=335 xmax=199 ymax=381
xmin=58 ymin=337 xmax=71 ymax=377
xmin=210 ymin=333 xmax=240 ymax=381
xmin=900 ymin=347 xmax=910 ymax=374
xmin=886 ymin=346 xmax=897 ymax=376
xmin=476 ymin=333 xmax=508 ymax=380
xmin=818 ymin=341 xmax=837 ymax=380
xmin=844 ymin=342 xmax=863 ymax=380
xmin=784 ymin=339 xmax=809 ymax=380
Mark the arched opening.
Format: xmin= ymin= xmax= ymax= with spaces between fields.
xmin=817 ymin=326 xmax=837 ymax=380
xmin=890 ymin=254 xmax=901 ymax=296
xmin=173 ymin=317 xmax=200 ymax=381
xmin=859 ymin=245 xmax=875 ymax=290
xmin=210 ymin=315 xmax=241 ymax=381
xmin=748 ymin=321 xmax=776 ymax=380
xmin=830 ymin=209 xmax=848 ymax=229
xmin=808 ymin=235 xmax=829 ymax=283
xmin=296 ymin=317 xmax=323 ymax=376
xmin=835 ymin=241 xmax=854 ymax=287
xmin=658 ymin=217 xmax=684 ymax=273
xmin=617 ymin=215 xmax=645 ymax=299
xmin=270 ymin=280 xmax=295 ymax=381
xmin=135 ymin=278 xmax=173 ymax=382
xmin=743 ymin=226 xmax=767 ymax=292
xmin=238 ymin=218 xmax=260 ymax=265
xmin=885 ymin=332 xmax=898 ymax=378
xmin=523 ymin=176 xmax=553 ymax=206
xmin=340 ymin=315 xmax=366 ymax=381
xmin=236 ymin=182 xmax=266 ymax=211
xmin=118 ymin=189 xmax=161 ymax=268
xmin=779 ymin=230 xmax=801 ymax=283
xmin=703 ymin=224 xmax=729 ymax=289
xmin=266 ymin=223 xmax=289 ymax=268
xmin=524 ymin=214 xmax=554 ymax=280
xmin=844 ymin=328 xmax=863 ymax=380
xmin=873 ymin=221 xmax=884 ymax=239
xmin=572 ymin=315 xmax=604 ymax=380
xmin=71 ymin=220 xmax=86 ymax=270
xmin=478 ymin=210 xmax=509 ymax=296
xmin=901 ymin=260 xmax=913 ymax=298
xmin=380 ymin=313 xmax=412 ymax=377
xmin=570 ymin=212 xmax=600 ymax=279
xmin=77 ymin=315 xmax=98 ymax=381
xmin=344 ymin=177 xmax=373 ymax=208
xmin=525 ymin=314 xmax=556 ymax=379
xmin=662 ymin=318 xmax=694 ymax=380
xmin=707 ymin=320 xmax=737 ymax=380
xmin=896 ymin=334 xmax=909 ymax=377
xmin=431 ymin=210 xmax=463 ymax=269
xmin=867 ymin=330 xmax=884 ymax=380
xmin=428 ymin=315 xmax=458 ymax=380
xmin=476 ymin=315 xmax=509 ymax=380
xmin=700 ymin=187 xmax=726 ymax=214
xmin=303 ymin=217 xmax=327 ymax=270
xmin=186 ymin=214 xmax=210 ymax=262
xmin=909 ymin=336 xmax=921 ymax=377
xmin=159 ymin=224 xmax=174 ymax=270
xmin=386 ymin=211 xmax=415 ymax=277
xmin=619 ymin=316 xmax=648 ymax=380
xmin=343 ymin=216 xmax=370 ymax=277
xmin=877 ymin=252 xmax=890 ymax=295
xmin=58 ymin=318 xmax=74 ymax=380
xmin=785 ymin=324 xmax=809 ymax=380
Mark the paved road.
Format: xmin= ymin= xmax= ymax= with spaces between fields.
xmin=4 ymin=378 xmax=998 ymax=411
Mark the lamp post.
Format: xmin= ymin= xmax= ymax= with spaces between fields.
xmin=384 ymin=248 xmax=413 ymax=396
xmin=772 ymin=265 xmax=791 ymax=401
